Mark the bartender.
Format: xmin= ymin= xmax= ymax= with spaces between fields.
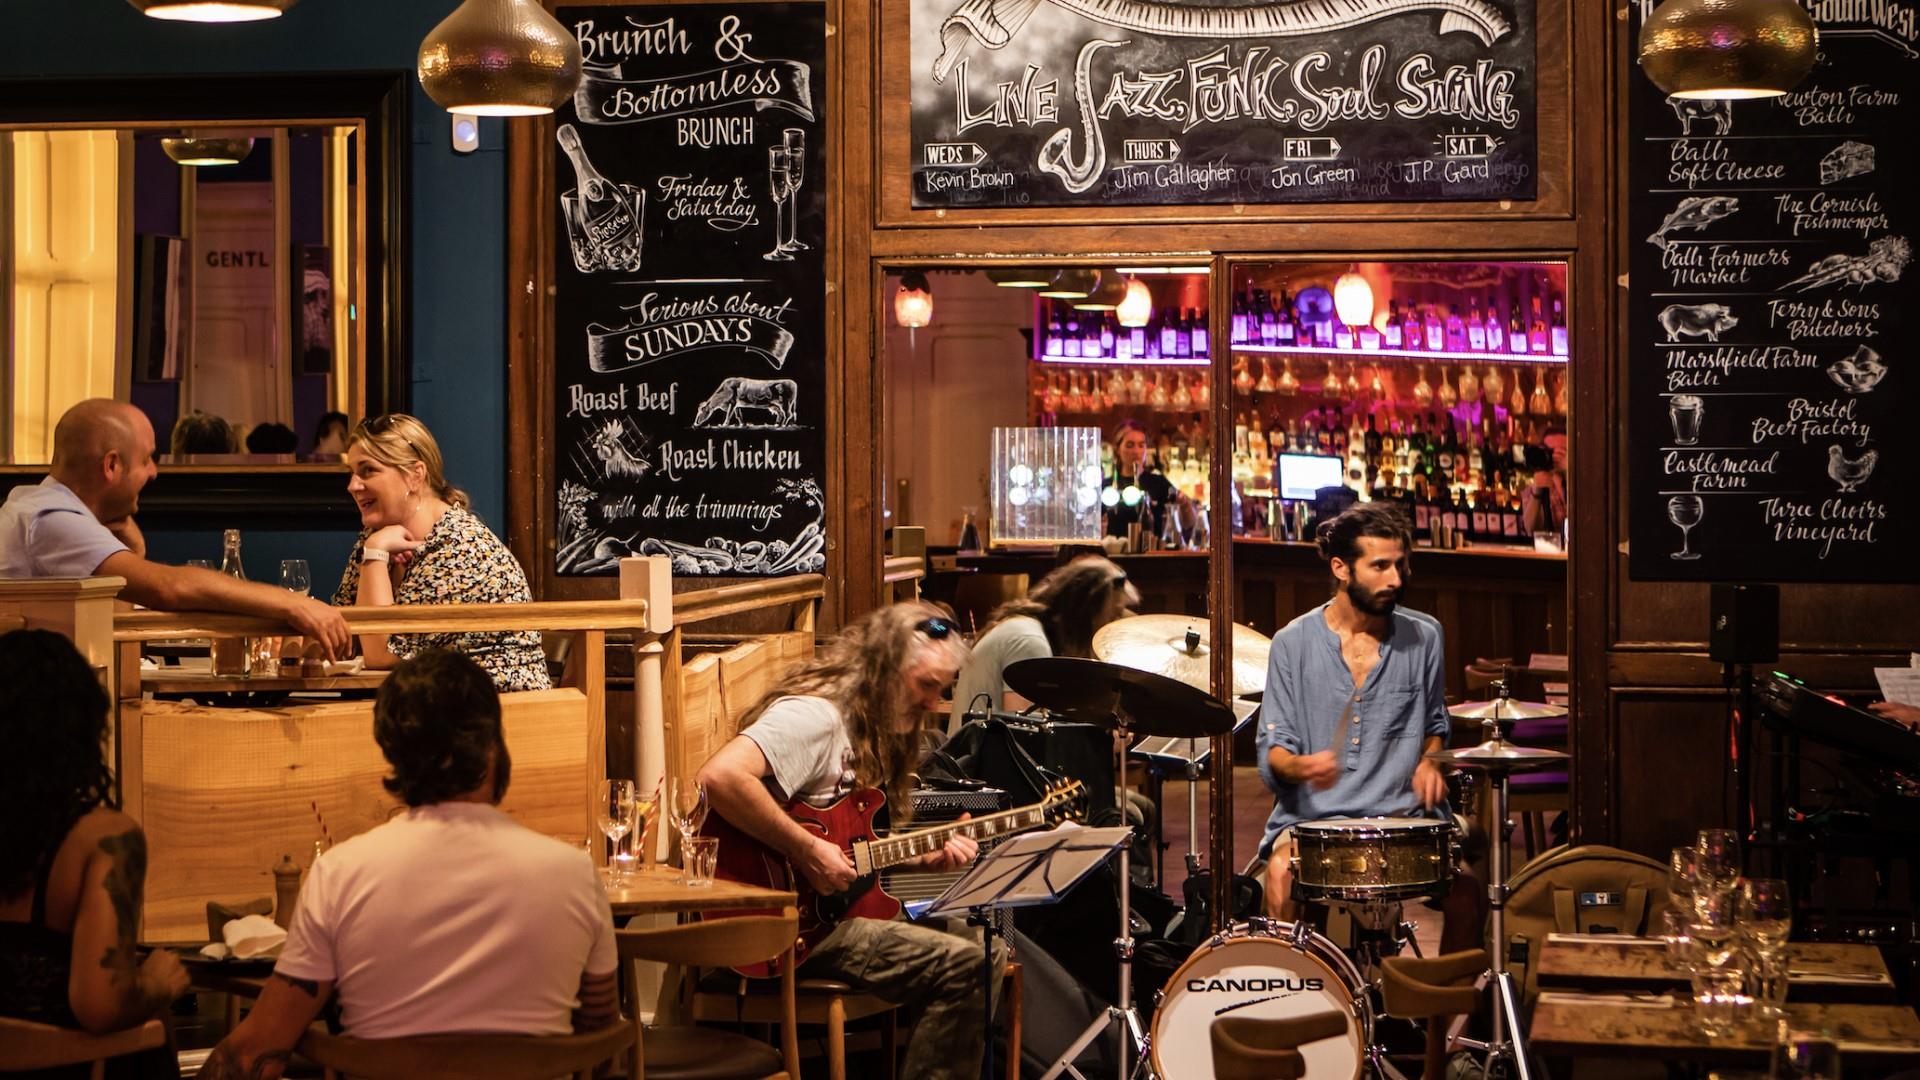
xmin=1102 ymin=420 xmax=1182 ymax=539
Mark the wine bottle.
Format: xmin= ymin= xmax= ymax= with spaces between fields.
xmin=1383 ymin=299 xmax=1404 ymax=349
xmin=211 ymin=529 xmax=252 ymax=676
xmin=1550 ymin=296 xmax=1569 ymax=356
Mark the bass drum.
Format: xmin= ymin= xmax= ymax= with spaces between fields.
xmin=1149 ymin=921 xmax=1370 ymax=1080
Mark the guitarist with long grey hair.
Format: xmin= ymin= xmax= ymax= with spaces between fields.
xmin=698 ymin=601 xmax=1001 ymax=1080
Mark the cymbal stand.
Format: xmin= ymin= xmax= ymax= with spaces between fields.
xmin=1040 ymin=709 xmax=1148 ymax=1080
xmin=1449 ymin=714 xmax=1535 ymax=1080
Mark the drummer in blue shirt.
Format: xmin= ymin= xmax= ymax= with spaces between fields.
xmin=1256 ymin=503 xmax=1453 ymax=924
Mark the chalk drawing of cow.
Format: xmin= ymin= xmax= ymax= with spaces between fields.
xmin=693 ymin=377 xmax=799 ymax=428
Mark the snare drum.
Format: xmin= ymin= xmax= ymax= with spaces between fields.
xmin=1291 ymin=816 xmax=1454 ymax=903
xmin=1150 ymin=921 xmax=1370 ymax=1080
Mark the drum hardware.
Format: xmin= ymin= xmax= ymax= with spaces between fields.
xmin=1007 ymin=657 xmax=1235 ymax=1080
xmin=1426 ymin=686 xmax=1569 ymax=1080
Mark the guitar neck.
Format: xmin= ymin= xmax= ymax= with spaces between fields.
xmin=855 ymin=801 xmax=1054 ymax=873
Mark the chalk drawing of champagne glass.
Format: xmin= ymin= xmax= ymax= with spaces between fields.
xmin=780 ymin=128 xmax=809 ymax=253
xmin=1668 ymin=494 xmax=1704 ymax=560
xmin=764 ymin=147 xmax=795 ymax=262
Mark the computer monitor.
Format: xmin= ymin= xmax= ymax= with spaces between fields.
xmin=1277 ymin=453 xmax=1344 ymax=501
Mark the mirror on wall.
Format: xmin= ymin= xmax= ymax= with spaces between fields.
xmin=1 ymin=122 xmax=362 ymax=465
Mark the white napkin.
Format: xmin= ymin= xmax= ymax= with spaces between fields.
xmin=322 ymin=657 xmax=365 ymax=676
xmin=1536 ymin=990 xmax=1675 ymax=1009
xmin=1546 ymin=933 xmax=1665 ymax=946
xmin=221 ymin=913 xmax=287 ymax=959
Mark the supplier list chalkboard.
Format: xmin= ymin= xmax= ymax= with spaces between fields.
xmin=552 ymin=4 xmax=827 ymax=577
xmin=1626 ymin=8 xmax=1917 ymax=583
xmin=906 ymin=0 xmax=1539 ymax=207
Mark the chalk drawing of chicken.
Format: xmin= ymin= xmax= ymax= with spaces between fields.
xmin=1827 ymin=445 xmax=1878 ymax=493
xmin=590 ymin=421 xmax=650 ymax=481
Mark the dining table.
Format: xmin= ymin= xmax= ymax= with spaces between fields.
xmin=604 ymin=863 xmax=797 ymax=918
xmin=1530 ymin=995 xmax=1920 ymax=1070
xmin=1536 ymin=934 xmax=1898 ymax=1004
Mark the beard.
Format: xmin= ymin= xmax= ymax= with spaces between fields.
xmin=1345 ymin=577 xmax=1399 ymax=617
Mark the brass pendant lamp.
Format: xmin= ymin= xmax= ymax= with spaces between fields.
xmin=1074 ymin=271 xmax=1131 ymax=312
xmin=418 ymin=0 xmax=584 ymax=116
xmin=161 ymin=134 xmax=255 ymax=166
xmin=129 ymin=0 xmax=296 ymax=21
xmin=986 ymin=267 xmax=1052 ymax=288
xmin=1639 ymin=0 xmax=1818 ymax=99
xmin=1035 ymin=268 xmax=1098 ymax=300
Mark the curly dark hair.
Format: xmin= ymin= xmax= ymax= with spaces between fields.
xmin=0 ymin=630 xmax=115 ymax=900
xmin=373 ymin=649 xmax=508 ymax=807
xmin=977 ymin=555 xmax=1130 ymax=659
xmin=1315 ymin=502 xmax=1413 ymax=566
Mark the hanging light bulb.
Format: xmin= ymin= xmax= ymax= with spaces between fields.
xmin=1334 ymin=271 xmax=1375 ymax=331
xmin=129 ymin=0 xmax=294 ymax=20
xmin=986 ymin=266 xmax=1052 ymax=288
xmin=160 ymin=134 xmax=254 ymax=166
xmin=893 ymin=270 xmax=933 ymax=328
xmin=1116 ymin=276 xmax=1154 ymax=328
xmin=1639 ymin=0 xmax=1817 ymax=99
xmin=1074 ymin=271 xmax=1130 ymax=312
xmin=1036 ymin=268 xmax=1098 ymax=299
xmin=418 ymin=0 xmax=583 ymax=116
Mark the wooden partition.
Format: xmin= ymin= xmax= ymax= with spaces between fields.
xmin=111 ymin=558 xmax=674 ymax=941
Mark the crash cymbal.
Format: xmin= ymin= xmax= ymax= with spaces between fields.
xmin=1448 ymin=698 xmax=1567 ymax=720
xmin=1427 ymin=739 xmax=1570 ymax=771
xmin=1004 ymin=656 xmax=1237 ymax=738
xmin=1093 ymin=614 xmax=1272 ymax=698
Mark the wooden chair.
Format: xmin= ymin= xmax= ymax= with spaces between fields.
xmin=1208 ymin=1011 xmax=1350 ymax=1080
xmin=0 ymin=1017 xmax=168 ymax=1079
xmin=1381 ymin=949 xmax=1488 ymax=1079
xmin=690 ymin=975 xmax=898 ymax=1080
xmin=620 ymin=914 xmax=801 ymax=1080
xmin=295 ymin=1023 xmax=635 ymax=1080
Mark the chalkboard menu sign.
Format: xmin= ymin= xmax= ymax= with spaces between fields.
xmin=906 ymin=0 xmax=1538 ymax=207
xmin=553 ymin=4 xmax=826 ymax=577
xmin=1626 ymin=7 xmax=1917 ymax=583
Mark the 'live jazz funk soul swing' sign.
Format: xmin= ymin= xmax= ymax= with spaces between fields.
xmin=1626 ymin=0 xmax=1917 ymax=582
xmin=907 ymin=0 xmax=1539 ymax=206
xmin=553 ymin=5 xmax=827 ymax=577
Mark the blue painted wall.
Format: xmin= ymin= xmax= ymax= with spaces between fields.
xmin=3 ymin=1 xmax=509 ymax=595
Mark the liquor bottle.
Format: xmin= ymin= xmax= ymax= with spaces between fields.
xmin=1172 ymin=310 xmax=1191 ymax=358
xmin=1285 ymin=417 xmax=1302 ymax=453
xmin=1528 ymin=297 xmax=1549 ymax=354
xmin=1508 ymin=303 xmax=1529 ymax=355
xmin=1045 ymin=308 xmax=1064 ymax=356
xmin=1364 ymin=414 xmax=1382 ymax=462
xmin=1392 ymin=421 xmax=1411 ymax=472
xmin=1445 ymin=305 xmax=1467 ymax=352
xmin=1313 ymin=309 xmax=1335 ymax=349
xmin=1063 ymin=312 xmax=1082 ymax=358
xmin=1550 ymin=296 xmax=1569 ymax=356
xmin=1403 ymin=303 xmax=1424 ymax=354
xmin=1230 ymin=290 xmax=1249 ymax=345
xmin=1082 ymin=314 xmax=1102 ymax=359
xmin=1277 ymin=291 xmax=1297 ymax=346
xmin=1485 ymin=302 xmax=1506 ymax=353
xmin=1467 ymin=299 xmax=1488 ymax=351
xmin=557 ymin=124 xmax=640 ymax=272
xmin=1099 ymin=312 xmax=1116 ymax=357
xmin=1318 ymin=411 xmax=1336 ymax=455
xmin=1129 ymin=321 xmax=1149 ymax=361
xmin=1234 ymin=411 xmax=1250 ymax=455
xmin=1160 ymin=311 xmax=1179 ymax=358
xmin=1259 ymin=292 xmax=1280 ymax=347
xmin=1358 ymin=320 xmax=1381 ymax=352
xmin=1423 ymin=306 xmax=1445 ymax=352
xmin=1192 ymin=307 xmax=1210 ymax=357
xmin=1382 ymin=299 xmax=1404 ymax=349
xmin=1334 ymin=319 xmax=1354 ymax=351
xmin=211 ymin=529 xmax=251 ymax=676
xmin=1249 ymin=413 xmax=1268 ymax=462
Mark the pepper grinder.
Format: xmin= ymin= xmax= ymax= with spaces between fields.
xmin=272 ymin=854 xmax=301 ymax=928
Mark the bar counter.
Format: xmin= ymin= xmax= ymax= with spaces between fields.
xmin=926 ymin=539 xmax=1567 ymax=701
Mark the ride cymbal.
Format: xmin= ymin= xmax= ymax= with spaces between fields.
xmin=1092 ymin=613 xmax=1272 ymax=698
xmin=1005 ymin=656 xmax=1237 ymax=738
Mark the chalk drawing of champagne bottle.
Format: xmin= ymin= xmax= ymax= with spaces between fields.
xmin=558 ymin=124 xmax=644 ymax=273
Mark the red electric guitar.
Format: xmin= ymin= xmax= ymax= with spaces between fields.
xmin=701 ymin=780 xmax=1086 ymax=976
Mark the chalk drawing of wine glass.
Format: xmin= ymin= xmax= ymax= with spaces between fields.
xmin=1668 ymin=494 xmax=1704 ymax=560
xmin=764 ymin=146 xmax=796 ymax=262
xmin=780 ymin=128 xmax=809 ymax=254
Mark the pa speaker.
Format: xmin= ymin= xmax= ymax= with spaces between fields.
xmin=1709 ymin=583 xmax=1778 ymax=665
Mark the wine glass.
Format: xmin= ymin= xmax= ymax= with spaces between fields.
xmin=1696 ymin=828 xmax=1740 ymax=894
xmin=597 ymin=779 xmax=636 ymax=884
xmin=1668 ymin=494 xmax=1704 ymax=560
xmin=669 ymin=778 xmax=710 ymax=880
xmin=1742 ymin=878 xmax=1792 ymax=958
xmin=279 ymin=559 xmax=311 ymax=597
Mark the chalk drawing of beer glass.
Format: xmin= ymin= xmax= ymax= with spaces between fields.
xmin=1669 ymin=394 xmax=1705 ymax=446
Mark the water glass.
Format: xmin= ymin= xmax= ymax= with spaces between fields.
xmin=1698 ymin=829 xmax=1741 ymax=894
xmin=1662 ymin=905 xmax=1694 ymax=961
xmin=1772 ymin=1030 xmax=1841 ymax=1078
xmin=1692 ymin=966 xmax=1748 ymax=1039
xmin=279 ymin=559 xmax=311 ymax=597
xmin=1749 ymin=950 xmax=1789 ymax=1025
xmin=1671 ymin=845 xmax=1700 ymax=905
xmin=682 ymin=835 xmax=719 ymax=888
xmin=1742 ymin=878 xmax=1792 ymax=957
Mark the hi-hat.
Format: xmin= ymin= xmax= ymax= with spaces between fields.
xmin=1427 ymin=740 xmax=1570 ymax=771
xmin=1005 ymin=656 xmax=1236 ymax=739
xmin=1449 ymin=698 xmax=1567 ymax=720
xmin=1093 ymin=614 xmax=1272 ymax=698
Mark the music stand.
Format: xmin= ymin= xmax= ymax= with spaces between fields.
xmin=925 ymin=825 xmax=1135 ymax=1080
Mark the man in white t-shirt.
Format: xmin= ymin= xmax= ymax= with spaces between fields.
xmin=699 ymin=602 xmax=996 ymax=1080
xmin=0 ymin=399 xmax=348 ymax=656
xmin=198 ymin=650 xmax=619 ymax=1079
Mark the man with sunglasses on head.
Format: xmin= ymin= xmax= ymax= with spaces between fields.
xmin=698 ymin=602 xmax=1000 ymax=1080
xmin=1256 ymin=503 xmax=1466 ymax=932
xmin=0 ymin=400 xmax=350 ymax=658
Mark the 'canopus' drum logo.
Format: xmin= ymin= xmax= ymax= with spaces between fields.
xmin=1185 ymin=977 xmax=1325 ymax=993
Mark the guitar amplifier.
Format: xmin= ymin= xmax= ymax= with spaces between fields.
xmin=885 ymin=786 xmax=1012 ymax=915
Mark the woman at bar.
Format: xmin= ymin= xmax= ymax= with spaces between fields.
xmin=0 ymin=630 xmax=189 ymax=1073
xmin=1101 ymin=419 xmax=1183 ymax=541
xmin=336 ymin=414 xmax=551 ymax=692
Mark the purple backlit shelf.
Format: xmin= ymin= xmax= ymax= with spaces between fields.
xmin=1232 ymin=343 xmax=1569 ymax=365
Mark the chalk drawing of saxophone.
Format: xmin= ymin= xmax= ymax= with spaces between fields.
xmin=1036 ymin=38 xmax=1124 ymax=193
xmin=931 ymin=0 xmax=1515 ymax=83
